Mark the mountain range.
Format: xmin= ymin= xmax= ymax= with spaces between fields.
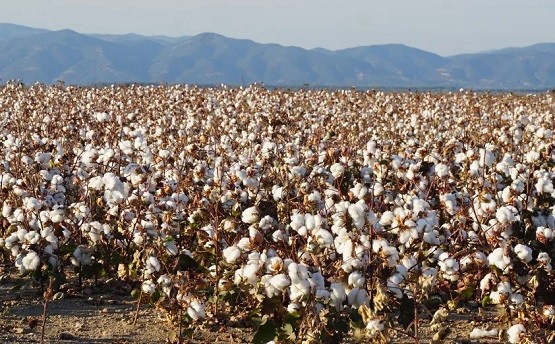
xmin=1 ymin=23 xmax=554 ymax=89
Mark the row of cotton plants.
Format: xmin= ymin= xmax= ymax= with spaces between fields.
xmin=0 ymin=82 xmax=554 ymax=343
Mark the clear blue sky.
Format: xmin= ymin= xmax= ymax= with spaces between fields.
xmin=1 ymin=0 xmax=553 ymax=56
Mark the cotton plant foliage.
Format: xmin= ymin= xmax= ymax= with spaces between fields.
xmin=0 ymin=82 xmax=554 ymax=342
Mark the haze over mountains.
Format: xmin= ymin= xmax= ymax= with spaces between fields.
xmin=1 ymin=23 xmax=554 ymax=89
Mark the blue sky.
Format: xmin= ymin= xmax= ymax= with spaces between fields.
xmin=1 ymin=0 xmax=553 ymax=56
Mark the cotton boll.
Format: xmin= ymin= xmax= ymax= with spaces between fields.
xmin=347 ymin=287 xmax=369 ymax=307
xmin=265 ymin=256 xmax=283 ymax=273
xmin=287 ymin=302 xmax=301 ymax=314
xmin=434 ymin=163 xmax=449 ymax=178
xmin=387 ymin=273 xmax=404 ymax=299
xmin=487 ymin=247 xmax=511 ymax=271
xmin=329 ymin=283 xmax=347 ymax=310
xmin=142 ymin=280 xmax=156 ymax=295
xmin=270 ymin=274 xmax=290 ymax=291
xmin=21 ymin=251 xmax=40 ymax=272
xmin=241 ymin=206 xmax=259 ymax=224
xmin=469 ymin=328 xmax=498 ymax=339
xmin=330 ymin=163 xmax=345 ymax=179
xmin=348 ymin=270 xmax=365 ymax=289
xmin=145 ymin=256 xmax=161 ymax=277
xmin=536 ymin=226 xmax=554 ymax=243
xmin=506 ymin=324 xmax=525 ymax=344
xmin=313 ymin=228 xmax=333 ymax=248
xmin=513 ymin=244 xmax=532 ymax=263
xmin=88 ymin=176 xmax=104 ymax=190
xmin=223 ymin=246 xmax=241 ymax=264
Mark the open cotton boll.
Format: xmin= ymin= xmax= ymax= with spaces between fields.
xmin=348 ymin=270 xmax=365 ymax=288
xmin=347 ymin=287 xmax=369 ymax=307
xmin=330 ymin=163 xmax=345 ymax=179
xmin=270 ymin=274 xmax=290 ymax=291
xmin=536 ymin=226 xmax=554 ymax=243
xmin=187 ymin=300 xmax=206 ymax=321
xmin=513 ymin=244 xmax=532 ymax=263
xmin=144 ymin=256 xmax=161 ymax=278
xmin=142 ymin=280 xmax=156 ymax=295
xmin=469 ymin=328 xmax=498 ymax=339
xmin=241 ymin=206 xmax=259 ymax=224
xmin=387 ymin=273 xmax=404 ymax=299
xmin=329 ymin=283 xmax=347 ymax=310
xmin=487 ymin=247 xmax=511 ymax=271
xmin=506 ymin=324 xmax=526 ymax=344
xmin=223 ymin=246 xmax=241 ymax=264
xmin=434 ymin=163 xmax=449 ymax=178
xmin=21 ymin=251 xmax=40 ymax=272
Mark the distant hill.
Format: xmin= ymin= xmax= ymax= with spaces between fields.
xmin=1 ymin=23 xmax=554 ymax=89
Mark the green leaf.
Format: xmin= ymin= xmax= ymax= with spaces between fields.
xmin=281 ymin=323 xmax=296 ymax=341
xmin=252 ymin=318 xmax=277 ymax=344
xmin=481 ymin=295 xmax=492 ymax=308
xmin=58 ymin=243 xmax=78 ymax=256
xmin=398 ymin=294 xmax=415 ymax=329
xmin=458 ymin=286 xmax=475 ymax=301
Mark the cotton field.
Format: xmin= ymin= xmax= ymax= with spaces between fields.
xmin=0 ymin=82 xmax=554 ymax=343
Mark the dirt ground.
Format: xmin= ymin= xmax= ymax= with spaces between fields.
xmin=0 ymin=267 xmax=521 ymax=344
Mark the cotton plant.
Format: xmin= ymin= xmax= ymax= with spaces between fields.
xmin=1 ymin=84 xmax=555 ymax=342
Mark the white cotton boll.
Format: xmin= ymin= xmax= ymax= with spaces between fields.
xmin=88 ymin=176 xmax=104 ymax=190
xmin=487 ymin=247 xmax=511 ymax=271
xmin=479 ymin=148 xmax=495 ymax=168
xmin=223 ymin=246 xmax=241 ymax=264
xmin=142 ymin=280 xmax=156 ymax=295
xmin=329 ymin=283 xmax=347 ymax=310
xmin=347 ymin=287 xmax=369 ymax=307
xmin=287 ymin=303 xmax=301 ymax=314
xmin=315 ymin=288 xmax=330 ymax=299
xmin=314 ymin=228 xmax=333 ymax=248
xmin=495 ymin=206 xmax=518 ymax=224
xmin=272 ymin=185 xmax=284 ymax=201
xmin=536 ymin=226 xmax=554 ymax=242
xmin=289 ymin=279 xmax=310 ymax=301
xmin=304 ymin=214 xmax=316 ymax=231
xmin=514 ymin=244 xmax=532 ymax=263
xmin=24 ymin=197 xmax=42 ymax=211
xmin=2 ymin=201 xmax=13 ymax=217
xmin=469 ymin=328 xmax=498 ymax=339
xmin=379 ymin=211 xmax=394 ymax=226
xmin=22 ymin=251 xmax=40 ymax=271
xmin=350 ymin=183 xmax=368 ymax=199
xmin=348 ymin=203 xmax=366 ymax=229
xmin=506 ymin=324 xmax=525 ymax=344
xmin=270 ymin=274 xmax=290 ymax=291
xmin=434 ymin=163 xmax=449 ymax=178
xmin=387 ymin=273 xmax=404 ymax=299
xmin=241 ymin=206 xmax=259 ymax=224
xmin=330 ymin=163 xmax=345 ymax=179
xmin=24 ymin=231 xmax=40 ymax=245
xmin=290 ymin=165 xmax=307 ymax=178
xmin=187 ymin=300 xmax=205 ymax=321
xmin=348 ymin=271 xmax=365 ymax=289
xmin=265 ymin=256 xmax=283 ymax=273
xmin=147 ymin=256 xmax=161 ymax=273
xmin=94 ymin=112 xmax=111 ymax=122
xmin=237 ymin=237 xmax=254 ymax=251
xmin=423 ymin=230 xmax=440 ymax=245
xmin=510 ymin=293 xmax=524 ymax=306
xmin=49 ymin=208 xmax=65 ymax=223
xmin=366 ymin=319 xmax=385 ymax=337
